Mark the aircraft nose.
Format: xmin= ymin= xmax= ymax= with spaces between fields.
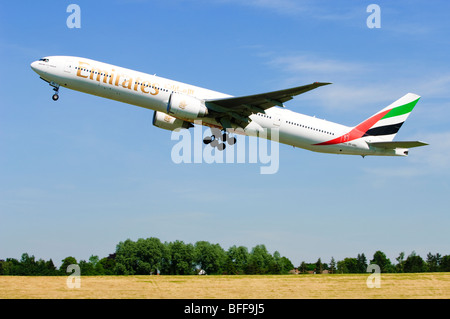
xmin=30 ymin=61 xmax=39 ymax=72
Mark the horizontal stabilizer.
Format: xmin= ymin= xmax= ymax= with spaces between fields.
xmin=368 ymin=141 xmax=428 ymax=149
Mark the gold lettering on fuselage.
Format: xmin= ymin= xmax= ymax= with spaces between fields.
xmin=141 ymin=81 xmax=150 ymax=94
xmin=109 ymin=69 xmax=115 ymax=85
xmin=114 ymin=73 xmax=123 ymax=86
xmin=76 ymin=61 xmax=89 ymax=78
xmin=151 ymin=83 xmax=160 ymax=96
xmin=89 ymin=67 xmax=108 ymax=83
xmin=122 ymin=77 xmax=133 ymax=90
xmin=134 ymin=77 xmax=142 ymax=91
xmin=76 ymin=61 xmax=164 ymax=97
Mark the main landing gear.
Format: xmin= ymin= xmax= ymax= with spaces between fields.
xmin=50 ymin=81 xmax=60 ymax=101
xmin=203 ymin=129 xmax=237 ymax=151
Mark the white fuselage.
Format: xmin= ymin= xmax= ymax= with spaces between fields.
xmin=30 ymin=56 xmax=401 ymax=156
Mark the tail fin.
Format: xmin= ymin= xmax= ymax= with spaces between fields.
xmin=359 ymin=93 xmax=421 ymax=141
xmin=315 ymin=93 xmax=422 ymax=147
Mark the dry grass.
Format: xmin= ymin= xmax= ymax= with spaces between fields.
xmin=1 ymin=273 xmax=449 ymax=299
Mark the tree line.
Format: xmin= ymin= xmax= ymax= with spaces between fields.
xmin=299 ymin=251 xmax=450 ymax=274
xmin=1 ymin=237 xmax=449 ymax=276
xmin=0 ymin=238 xmax=293 ymax=276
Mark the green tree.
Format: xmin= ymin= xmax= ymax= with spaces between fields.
xmin=89 ymin=255 xmax=100 ymax=267
xmin=194 ymin=241 xmax=227 ymax=275
xmin=0 ymin=259 xmax=11 ymax=275
xmin=79 ymin=259 xmax=95 ymax=275
xmin=426 ymin=253 xmax=441 ymax=272
xmin=356 ymin=254 xmax=367 ymax=273
xmin=135 ymin=238 xmax=166 ymax=274
xmin=60 ymin=256 xmax=78 ymax=275
xmin=4 ymin=258 xmax=20 ymax=275
xmin=20 ymin=253 xmax=43 ymax=275
xmin=276 ymin=255 xmax=294 ymax=274
xmin=268 ymin=251 xmax=280 ymax=274
xmin=337 ymin=258 xmax=359 ymax=273
xmin=1 ymin=256 xmax=58 ymax=276
xmin=440 ymin=255 xmax=450 ymax=272
xmin=227 ymin=246 xmax=249 ymax=274
xmin=165 ymin=240 xmax=195 ymax=275
xmin=114 ymin=239 xmax=138 ymax=275
xmin=98 ymin=254 xmax=116 ymax=275
xmin=315 ymin=258 xmax=323 ymax=274
xmin=41 ymin=259 xmax=58 ymax=276
xmin=396 ymin=252 xmax=405 ymax=273
xmin=404 ymin=251 xmax=427 ymax=273
xmin=222 ymin=255 xmax=237 ymax=275
xmin=269 ymin=251 xmax=293 ymax=274
xmin=371 ymin=251 xmax=393 ymax=273
xmin=329 ymin=257 xmax=336 ymax=274
xmin=299 ymin=261 xmax=307 ymax=274
xmin=247 ymin=245 xmax=273 ymax=274
xmin=114 ymin=237 xmax=166 ymax=275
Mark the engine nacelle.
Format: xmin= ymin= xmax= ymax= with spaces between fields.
xmin=152 ymin=111 xmax=193 ymax=131
xmin=167 ymin=93 xmax=208 ymax=120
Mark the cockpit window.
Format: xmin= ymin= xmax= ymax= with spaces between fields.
xmin=39 ymin=58 xmax=49 ymax=62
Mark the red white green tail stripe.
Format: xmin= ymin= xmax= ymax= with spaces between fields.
xmin=316 ymin=93 xmax=420 ymax=145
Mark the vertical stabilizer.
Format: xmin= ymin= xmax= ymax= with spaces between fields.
xmin=361 ymin=93 xmax=421 ymax=141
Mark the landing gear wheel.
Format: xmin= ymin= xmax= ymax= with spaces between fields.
xmin=222 ymin=131 xmax=237 ymax=145
xmin=50 ymin=81 xmax=60 ymax=101
xmin=226 ymin=136 xmax=236 ymax=145
xmin=203 ymin=136 xmax=213 ymax=145
xmin=210 ymin=137 xmax=219 ymax=148
xmin=204 ymin=129 xmax=236 ymax=150
xmin=217 ymin=143 xmax=226 ymax=151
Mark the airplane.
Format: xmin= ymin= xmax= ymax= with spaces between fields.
xmin=30 ymin=56 xmax=427 ymax=157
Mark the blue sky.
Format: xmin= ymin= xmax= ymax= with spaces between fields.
xmin=1 ymin=0 xmax=449 ymax=268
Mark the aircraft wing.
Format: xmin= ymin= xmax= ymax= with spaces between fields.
xmin=205 ymin=82 xmax=331 ymax=128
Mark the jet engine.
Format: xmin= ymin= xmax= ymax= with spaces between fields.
xmin=167 ymin=93 xmax=208 ymax=120
xmin=152 ymin=111 xmax=193 ymax=131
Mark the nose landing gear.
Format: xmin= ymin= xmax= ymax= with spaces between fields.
xmin=50 ymin=81 xmax=60 ymax=101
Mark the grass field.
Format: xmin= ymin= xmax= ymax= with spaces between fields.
xmin=1 ymin=273 xmax=449 ymax=299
